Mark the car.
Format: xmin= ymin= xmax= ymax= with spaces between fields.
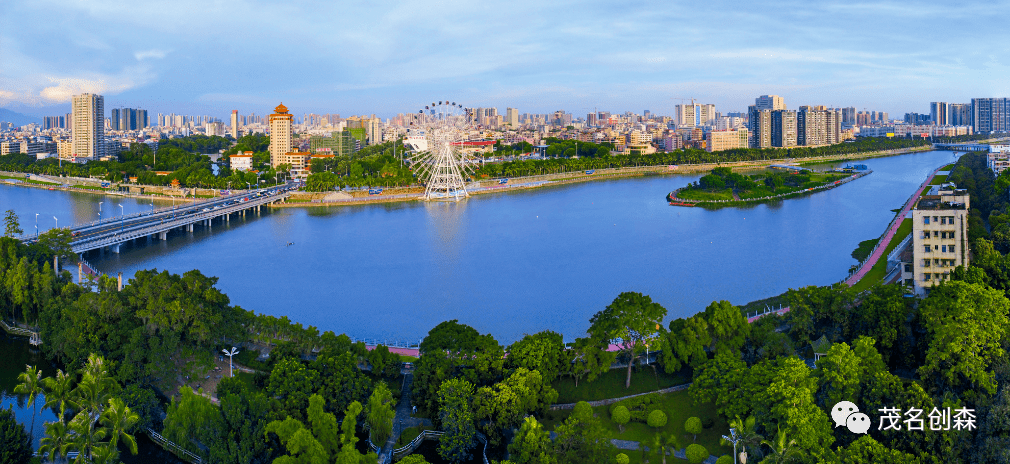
xmin=71 ymin=231 xmax=81 ymax=237
xmin=201 ymin=208 xmax=210 ymax=212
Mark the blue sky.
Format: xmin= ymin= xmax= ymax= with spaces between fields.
xmin=3 ymin=0 xmax=1010 ymax=120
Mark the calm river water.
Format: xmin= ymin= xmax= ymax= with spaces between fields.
xmin=2 ymin=150 xmax=958 ymax=346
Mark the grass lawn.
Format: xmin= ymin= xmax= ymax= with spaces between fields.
xmin=850 ymin=218 xmax=912 ymax=293
xmin=677 ymin=188 xmax=734 ymax=201
xmin=552 ymin=365 xmax=690 ymax=404
xmin=737 ymin=187 xmax=775 ymax=199
xmin=396 ymin=425 xmax=435 ymax=447
xmin=71 ymin=184 xmax=109 ymax=190
xmin=0 ymin=174 xmax=60 ymax=186
xmin=541 ymin=389 xmax=732 ymax=459
xmin=929 ymin=175 xmax=948 ymax=185
xmin=851 ymin=238 xmax=879 ymax=262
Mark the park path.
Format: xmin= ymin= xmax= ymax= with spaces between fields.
xmin=843 ymin=165 xmax=945 ymax=287
xmin=611 ymin=439 xmax=719 ymax=463
xmin=378 ymin=371 xmax=432 ymax=463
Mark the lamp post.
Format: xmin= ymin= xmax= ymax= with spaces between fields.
xmin=222 ymin=347 xmax=240 ymax=377
xmin=53 ymin=216 xmax=58 ymax=229
xmin=35 ymin=213 xmax=38 ymax=237
xmin=118 ymin=204 xmax=124 ymax=233
xmin=722 ymin=428 xmax=741 ymax=464
xmin=99 ymin=201 xmax=103 ymax=222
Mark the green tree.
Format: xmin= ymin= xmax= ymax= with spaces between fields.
xmin=685 ymin=444 xmax=708 ymax=464
xmin=267 ymin=358 xmax=321 ymax=421
xmin=437 ymin=378 xmax=477 ymax=463
xmin=366 ymin=382 xmax=395 ymax=445
xmin=507 ymin=331 xmax=566 ymax=383
xmin=838 ymin=436 xmax=924 ymax=464
xmin=814 ymin=342 xmax=863 ymax=409
xmin=684 ymin=416 xmax=701 ymax=442
xmin=163 ymin=387 xmax=223 ymax=460
xmin=611 ymin=405 xmax=630 ymax=433
xmin=662 ymin=316 xmax=708 ymax=372
xmin=918 ymin=281 xmax=1010 ymax=400
xmin=13 ymin=364 xmax=42 ymax=443
xmin=0 ymin=407 xmax=32 ymax=464
xmin=99 ymin=397 xmax=140 ymax=458
xmin=751 ymin=357 xmax=834 ymax=457
xmin=703 ymin=300 xmax=750 ymax=354
xmin=38 ymin=420 xmax=72 ymax=463
xmin=3 ymin=210 xmax=22 ymax=237
xmin=759 ymin=426 xmax=802 ymax=464
xmin=724 ymin=416 xmax=763 ymax=462
xmin=414 ymin=321 xmax=504 ymax=416
xmin=651 ymin=432 xmax=681 ymax=464
xmin=475 ymin=368 xmax=558 ymax=446
xmin=507 ymin=416 xmax=555 ymax=464
xmin=562 ymin=337 xmax=615 ymax=387
xmin=688 ymin=351 xmax=747 ymax=419
xmin=588 ymin=292 xmax=667 ymax=388
xmin=36 ymin=228 xmax=73 ymax=264
xmin=553 ymin=401 xmax=613 ymax=464
xmin=615 ymin=454 xmax=629 ymax=464
xmin=399 ymin=456 xmax=429 ymax=464
xmin=648 ymin=410 xmax=668 ymax=430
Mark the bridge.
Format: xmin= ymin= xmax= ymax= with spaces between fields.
xmin=934 ymin=142 xmax=991 ymax=152
xmin=20 ymin=185 xmax=294 ymax=255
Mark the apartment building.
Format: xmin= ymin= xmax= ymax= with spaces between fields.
xmin=269 ymin=103 xmax=293 ymax=168
xmin=898 ymin=185 xmax=970 ymax=295
xmin=705 ymin=128 xmax=749 ymax=152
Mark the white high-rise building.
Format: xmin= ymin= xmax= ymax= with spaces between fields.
xmin=71 ymin=93 xmax=104 ymax=160
xmin=755 ymin=95 xmax=786 ymax=111
xmin=506 ymin=108 xmax=519 ymax=127
xmin=230 ymin=110 xmax=239 ymax=138
xmin=269 ymin=103 xmax=293 ymax=168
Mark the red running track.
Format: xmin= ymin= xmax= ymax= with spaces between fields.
xmin=843 ymin=166 xmax=944 ymax=287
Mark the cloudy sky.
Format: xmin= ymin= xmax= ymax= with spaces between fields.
xmin=3 ymin=0 xmax=1010 ymax=120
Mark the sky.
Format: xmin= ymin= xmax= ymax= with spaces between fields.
xmin=3 ymin=0 xmax=1010 ymax=120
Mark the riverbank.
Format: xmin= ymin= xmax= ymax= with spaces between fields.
xmin=272 ymin=144 xmax=933 ymax=208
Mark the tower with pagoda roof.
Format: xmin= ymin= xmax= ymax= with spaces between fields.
xmin=268 ymin=103 xmax=293 ymax=168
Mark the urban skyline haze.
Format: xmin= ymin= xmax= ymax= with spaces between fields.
xmin=3 ymin=0 xmax=1010 ymax=119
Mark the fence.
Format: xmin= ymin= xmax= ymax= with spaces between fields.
xmin=146 ymin=427 xmax=204 ymax=464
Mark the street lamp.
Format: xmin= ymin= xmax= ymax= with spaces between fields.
xmin=118 ymin=204 xmax=124 ymax=233
xmin=221 ymin=347 xmax=240 ymax=377
xmin=35 ymin=213 xmax=38 ymax=237
xmin=722 ymin=428 xmax=742 ymax=464
xmin=99 ymin=201 xmax=103 ymax=222
xmin=53 ymin=216 xmax=58 ymax=229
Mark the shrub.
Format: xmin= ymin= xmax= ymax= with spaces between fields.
xmin=686 ymin=444 xmax=709 ymax=464
xmin=701 ymin=415 xmax=715 ymax=429
xmin=685 ymin=416 xmax=702 ymax=442
xmin=647 ymin=410 xmax=668 ymax=429
xmin=611 ymin=405 xmax=630 ymax=432
xmin=716 ymin=455 xmax=733 ymax=464
xmin=608 ymin=393 xmax=662 ymax=423
xmin=616 ymin=453 xmax=630 ymax=464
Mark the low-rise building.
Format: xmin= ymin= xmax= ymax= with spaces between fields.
xmin=988 ymin=151 xmax=1010 ymax=175
xmin=706 ymin=128 xmax=749 ymax=152
xmin=230 ymin=152 xmax=254 ymax=172
xmin=897 ymin=184 xmax=970 ymax=295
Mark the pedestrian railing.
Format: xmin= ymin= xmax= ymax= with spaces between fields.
xmin=146 ymin=427 xmax=204 ymax=464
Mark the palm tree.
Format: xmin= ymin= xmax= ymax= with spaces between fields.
xmin=43 ymin=369 xmax=78 ymax=424
xmin=72 ymin=355 xmax=115 ymax=460
xmin=14 ymin=364 xmax=43 ymax=442
xmin=760 ymin=426 xmax=802 ymax=464
xmin=100 ymin=398 xmax=139 ymax=456
xmin=88 ymin=442 xmax=119 ymax=464
xmin=652 ymin=432 xmax=681 ymax=464
xmin=724 ymin=415 xmax=764 ymax=462
xmin=39 ymin=421 xmax=73 ymax=464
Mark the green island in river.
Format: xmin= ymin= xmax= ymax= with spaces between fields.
xmin=667 ymin=164 xmax=871 ymax=208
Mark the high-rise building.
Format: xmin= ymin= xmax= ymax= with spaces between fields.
xmin=366 ymin=115 xmax=381 ymax=145
xmin=231 ymin=110 xmax=239 ymax=138
xmin=902 ymin=187 xmax=970 ymax=294
xmin=798 ymin=106 xmax=827 ymax=146
xmin=506 ymin=108 xmax=519 ymax=127
xmin=841 ymin=107 xmax=856 ymax=126
xmin=268 ymin=103 xmax=293 ymax=168
xmin=825 ymin=109 xmax=841 ymax=144
xmin=71 ymin=93 xmax=104 ymax=160
xmin=110 ymin=108 xmax=121 ymax=130
xmin=748 ymin=106 xmax=772 ymax=148
xmin=971 ymin=98 xmax=1010 ymax=134
xmin=930 ymin=102 xmax=949 ymax=126
xmin=771 ymin=110 xmax=797 ymax=147
xmin=755 ymin=95 xmax=786 ymax=111
xmin=136 ymin=109 xmax=147 ymax=130
xmin=675 ymin=103 xmax=715 ymax=127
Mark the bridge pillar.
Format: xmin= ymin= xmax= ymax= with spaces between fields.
xmin=111 ymin=243 xmax=121 ymax=253
xmin=225 ymin=213 xmax=230 ymax=222
xmin=187 ymin=224 xmax=194 ymax=232
xmin=159 ymin=232 xmax=168 ymax=240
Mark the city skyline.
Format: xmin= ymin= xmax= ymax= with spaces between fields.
xmin=3 ymin=1 xmax=1010 ymax=119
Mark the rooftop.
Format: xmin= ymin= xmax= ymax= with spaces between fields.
xmin=916 ymin=195 xmax=967 ymax=210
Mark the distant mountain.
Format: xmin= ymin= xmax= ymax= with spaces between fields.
xmin=0 ymin=108 xmax=42 ymax=127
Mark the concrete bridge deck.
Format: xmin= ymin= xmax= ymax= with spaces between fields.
xmin=19 ymin=184 xmax=295 ymax=254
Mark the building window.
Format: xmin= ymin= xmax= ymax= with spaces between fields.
xmin=905 ymin=263 xmax=913 ymax=272
xmin=923 ymin=259 xmax=930 ymax=267
xmin=934 ymin=231 xmax=939 ymax=238
xmin=924 ymin=217 xmax=930 ymax=225
xmin=935 ymin=245 xmax=939 ymax=251
xmin=950 ymin=245 xmax=955 ymax=253
xmin=924 ymin=245 xmax=931 ymax=253
xmin=934 ymin=258 xmax=940 ymax=266
xmin=942 ymin=245 xmax=947 ymax=253
xmin=933 ymin=216 xmax=939 ymax=223
xmin=924 ymin=273 xmax=931 ymax=281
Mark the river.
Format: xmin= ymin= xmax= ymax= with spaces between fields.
xmin=1 ymin=150 xmax=959 ymax=346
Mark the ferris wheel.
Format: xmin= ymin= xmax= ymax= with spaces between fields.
xmin=409 ymin=100 xmax=475 ymax=201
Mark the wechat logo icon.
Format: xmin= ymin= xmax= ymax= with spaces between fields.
xmin=832 ymin=401 xmax=870 ymax=434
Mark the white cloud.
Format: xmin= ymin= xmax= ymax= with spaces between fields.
xmin=134 ymin=49 xmax=168 ymax=60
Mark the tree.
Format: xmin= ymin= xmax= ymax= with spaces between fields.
xmin=651 ymin=432 xmax=681 ymax=464
xmin=648 ymin=410 xmax=668 ymax=430
xmin=918 ymin=281 xmax=1010 ymax=400
xmin=13 ymin=364 xmax=42 ymax=443
xmin=0 ymin=407 xmax=32 ymax=464
xmin=724 ymin=416 xmax=763 ymax=462
xmin=3 ymin=210 xmax=22 ymax=237
xmin=760 ymin=426 xmax=802 ymax=464
xmin=507 ymin=331 xmax=566 ymax=383
xmin=615 ymin=454 xmax=629 ymax=464
xmin=562 ymin=337 xmax=615 ymax=387
xmin=36 ymin=228 xmax=73 ymax=264
xmin=414 ymin=320 xmax=504 ymax=415
xmin=366 ymin=382 xmax=395 ymax=445
xmin=38 ymin=420 xmax=72 ymax=464
xmin=688 ymin=351 xmax=747 ymax=419
xmin=814 ymin=342 xmax=863 ymax=409
xmin=553 ymin=401 xmax=613 ymax=464
xmin=100 ymin=397 xmax=140 ymax=458
xmin=662 ymin=316 xmax=708 ymax=373
xmin=611 ymin=405 xmax=630 ymax=433
xmin=703 ymin=300 xmax=750 ymax=354
xmin=475 ymin=368 xmax=558 ymax=446
xmin=267 ymin=358 xmax=321 ymax=421
xmin=684 ymin=416 xmax=701 ymax=443
xmin=838 ymin=436 xmax=924 ymax=464
xmin=399 ymin=456 xmax=429 ymax=464
xmin=588 ymin=292 xmax=667 ymax=388
xmin=163 ymin=387 xmax=223 ymax=460
xmin=437 ymin=378 xmax=477 ymax=463
xmin=507 ymin=416 xmax=555 ymax=464
xmin=685 ymin=444 xmax=708 ymax=464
